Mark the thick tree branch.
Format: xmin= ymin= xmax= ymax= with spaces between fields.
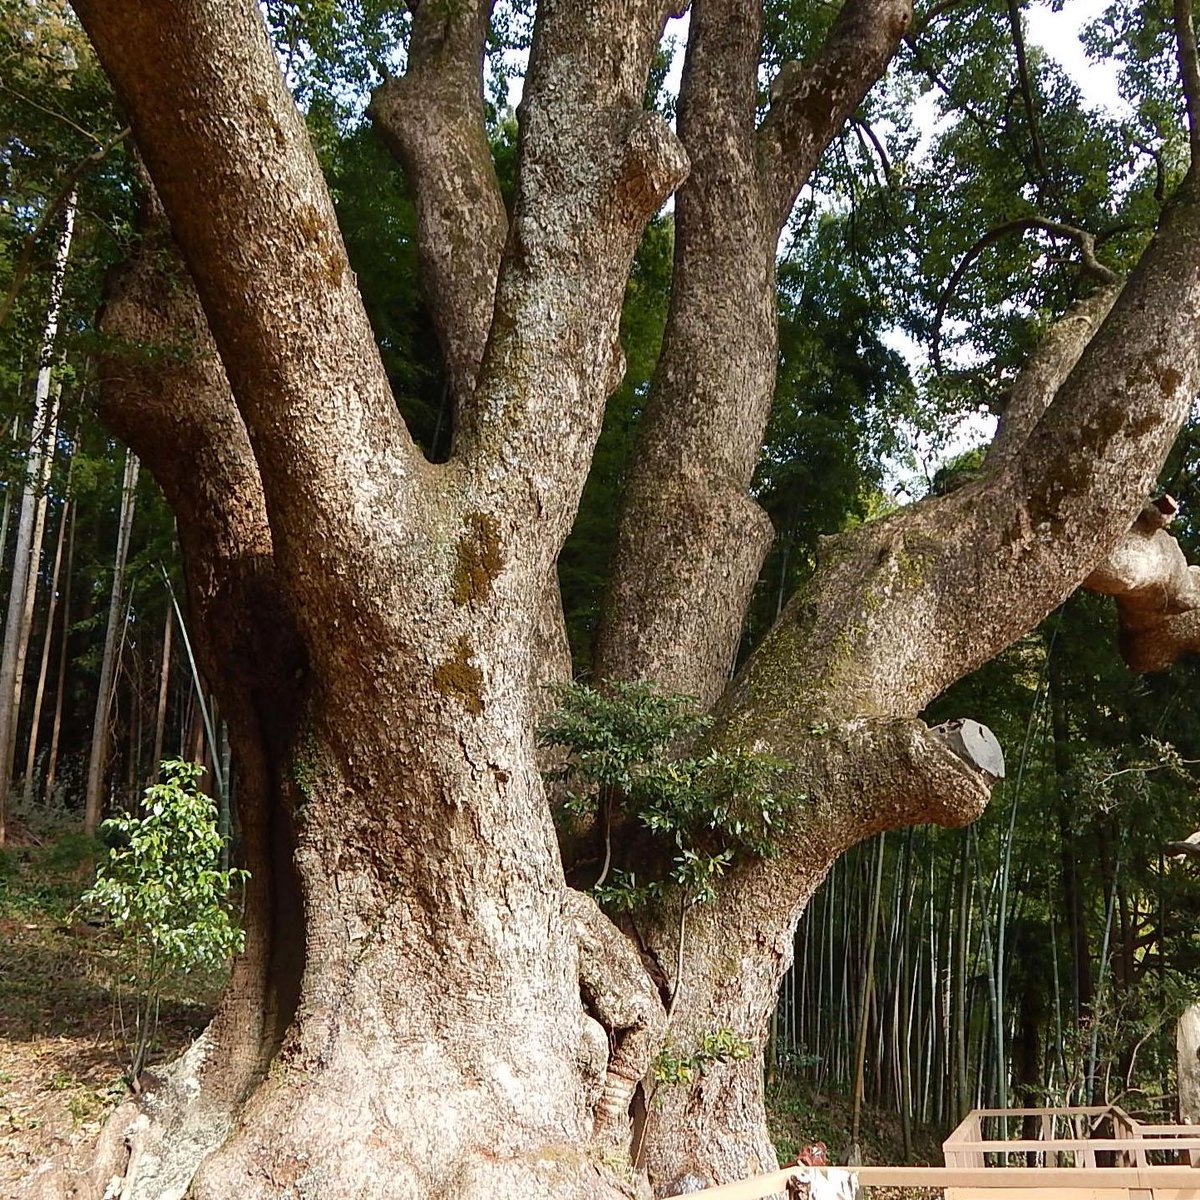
xmin=635 ymin=714 xmax=992 ymax=1189
xmin=986 ymin=284 xmax=1121 ymax=468
xmin=456 ymin=0 xmax=686 ymax=557
xmin=596 ymin=0 xmax=774 ymax=704
xmin=757 ymin=0 xmax=913 ymax=232
xmin=69 ymin=0 xmax=423 ymax=596
xmin=367 ymin=0 xmax=505 ymax=419
xmin=694 ymin=168 xmax=1200 ymax=776
xmin=598 ymin=0 xmax=914 ymax=706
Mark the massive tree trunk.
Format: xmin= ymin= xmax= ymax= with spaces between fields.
xmin=41 ymin=0 xmax=1200 ymax=1196
xmin=64 ymin=1 xmax=684 ymax=1196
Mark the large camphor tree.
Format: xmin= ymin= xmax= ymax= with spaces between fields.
xmin=31 ymin=0 xmax=1200 ymax=1196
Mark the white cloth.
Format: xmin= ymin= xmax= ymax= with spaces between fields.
xmin=796 ymin=1166 xmax=858 ymax=1200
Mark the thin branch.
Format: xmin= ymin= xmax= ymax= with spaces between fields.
xmin=1005 ymin=0 xmax=1053 ymax=200
xmin=0 ymin=126 xmax=130 ymax=327
xmin=902 ymin=34 xmax=992 ymax=135
xmin=0 ymin=81 xmax=106 ymax=145
xmin=851 ymin=115 xmax=895 ymax=186
xmin=932 ymin=216 xmax=1120 ymax=371
xmin=1175 ymin=0 xmax=1200 ymax=163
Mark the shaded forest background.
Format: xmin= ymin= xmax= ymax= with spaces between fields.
xmin=3 ymin=0 xmax=1200 ymax=1161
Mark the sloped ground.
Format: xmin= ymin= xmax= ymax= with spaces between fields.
xmin=0 ymin=823 xmax=216 ymax=1194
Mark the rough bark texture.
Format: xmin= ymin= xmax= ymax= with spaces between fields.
xmin=56 ymin=0 xmax=1200 ymax=1195
xmin=367 ymin=0 xmax=504 ymax=423
xmin=986 ymin=286 xmax=1120 ymax=468
xmin=1178 ymin=1003 xmax=1200 ymax=1124
xmin=637 ymin=719 xmax=991 ymax=1193
xmin=596 ymin=0 xmax=914 ymax=707
xmin=368 ymin=0 xmax=575 ymax=702
xmin=1085 ymin=500 xmax=1200 ymax=671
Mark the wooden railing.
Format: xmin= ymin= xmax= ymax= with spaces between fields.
xmin=689 ymin=1106 xmax=1200 ymax=1198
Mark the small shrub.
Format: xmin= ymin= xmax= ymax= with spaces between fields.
xmin=81 ymin=760 xmax=247 ymax=1086
xmin=540 ymin=680 xmax=799 ymax=908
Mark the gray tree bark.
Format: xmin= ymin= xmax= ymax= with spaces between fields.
xmin=1178 ymin=1003 xmax=1200 ymax=1124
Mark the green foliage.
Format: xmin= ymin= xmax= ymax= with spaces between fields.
xmin=82 ymin=761 xmax=246 ymax=1081
xmin=652 ymin=1028 xmax=754 ymax=1087
xmin=540 ymin=681 xmax=797 ymax=908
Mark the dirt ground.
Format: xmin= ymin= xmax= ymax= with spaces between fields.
xmin=0 ymin=828 xmax=215 ymax=1194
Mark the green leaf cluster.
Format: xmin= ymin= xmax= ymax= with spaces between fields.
xmin=83 ymin=760 xmax=246 ymax=983
xmin=540 ymin=681 xmax=797 ymax=908
xmin=652 ymin=1027 xmax=754 ymax=1087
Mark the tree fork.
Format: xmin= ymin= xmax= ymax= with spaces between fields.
xmin=597 ymin=0 xmax=915 ymax=706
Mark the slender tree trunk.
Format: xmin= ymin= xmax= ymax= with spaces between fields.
xmin=23 ymin=493 xmax=71 ymax=804
xmin=6 ymin=378 xmax=64 ymax=781
xmin=150 ymin=601 xmax=172 ymax=784
xmin=0 ymin=196 xmax=74 ymax=843
xmin=897 ymin=833 xmax=915 ymax=1161
xmin=850 ymin=833 xmax=886 ymax=1162
xmin=83 ymin=447 xmax=140 ymax=835
xmin=954 ymin=835 xmax=972 ymax=1120
xmin=0 ymin=422 xmax=17 ymax=587
xmin=43 ymin=497 xmax=75 ymax=804
xmin=1050 ymin=654 xmax=1093 ymax=1021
